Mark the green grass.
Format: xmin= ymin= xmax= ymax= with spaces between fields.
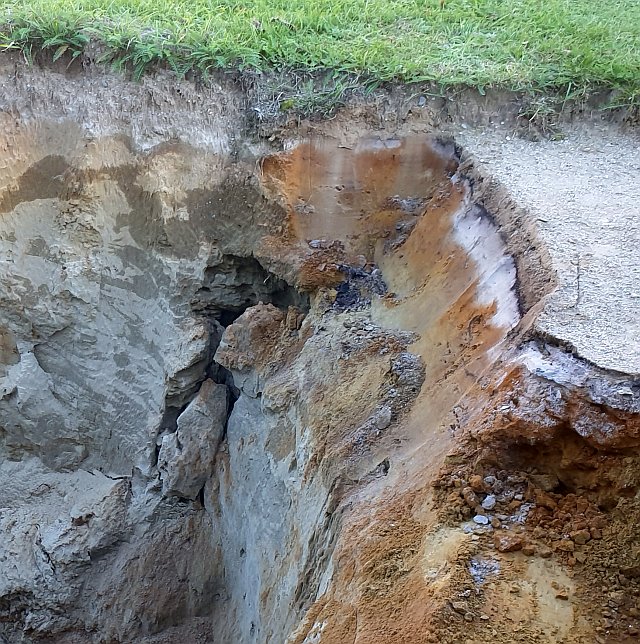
xmin=0 ymin=0 xmax=639 ymax=98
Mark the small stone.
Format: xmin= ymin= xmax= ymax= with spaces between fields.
xmin=484 ymin=475 xmax=497 ymax=487
xmin=575 ymin=552 xmax=587 ymax=564
xmin=554 ymin=539 xmax=575 ymax=553
xmin=373 ymin=405 xmax=393 ymax=430
xmin=490 ymin=517 xmax=502 ymax=529
xmin=494 ymin=533 xmax=524 ymax=553
xmin=451 ymin=601 xmax=467 ymax=614
xmin=590 ymin=527 xmax=603 ymax=540
xmin=534 ymin=490 xmax=558 ymax=510
xmin=630 ymin=625 xmax=640 ymax=636
xmin=538 ymin=545 xmax=553 ymax=559
xmin=464 ymin=612 xmax=474 ymax=622
xmin=462 ymin=487 xmax=478 ymax=508
xmin=628 ymin=607 xmax=640 ymax=618
xmin=469 ymin=475 xmax=485 ymax=492
xmin=571 ymin=529 xmax=591 ymax=545
xmin=522 ymin=543 xmax=536 ymax=556
xmin=354 ymin=255 xmax=368 ymax=269
xmin=482 ymin=494 xmax=497 ymax=510
xmin=610 ymin=590 xmax=626 ymax=602
xmin=530 ymin=474 xmax=559 ymax=492
xmin=473 ymin=514 xmax=490 ymax=525
xmin=555 ymin=591 xmax=569 ymax=600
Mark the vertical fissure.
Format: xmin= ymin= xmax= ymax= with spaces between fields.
xmin=155 ymin=254 xmax=307 ymax=500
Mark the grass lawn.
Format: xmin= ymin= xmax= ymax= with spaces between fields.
xmin=0 ymin=0 xmax=638 ymax=98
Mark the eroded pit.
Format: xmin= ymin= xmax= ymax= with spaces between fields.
xmin=0 ymin=92 xmax=638 ymax=644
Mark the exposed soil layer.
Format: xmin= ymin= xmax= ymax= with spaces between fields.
xmin=0 ymin=60 xmax=638 ymax=644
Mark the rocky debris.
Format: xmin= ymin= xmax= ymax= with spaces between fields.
xmin=308 ymin=239 xmax=342 ymax=250
xmin=538 ymin=544 xmax=553 ymax=558
xmin=437 ymin=468 xmax=534 ymax=528
xmin=214 ymin=303 xmax=291 ymax=397
xmin=554 ymin=539 xmax=575 ymax=553
xmin=157 ymin=379 xmax=229 ymax=499
xmin=333 ymin=264 xmax=387 ymax=310
xmin=468 ymin=557 xmax=500 ymax=585
xmin=430 ymin=452 xmax=640 ymax=643
xmin=436 ymin=463 xmax=610 ymax=562
xmin=430 ymin=459 xmax=639 ymax=638
xmin=493 ymin=533 xmax=524 ymax=553
xmin=571 ymin=529 xmax=591 ymax=545
xmin=385 ymin=195 xmax=427 ymax=216
xmin=372 ymin=405 xmax=393 ymax=430
xmin=469 ymin=475 xmax=486 ymax=492
xmin=471 ymin=347 xmax=640 ymax=450
xmin=386 ymin=217 xmax=421 ymax=251
xmin=462 ymin=487 xmax=478 ymax=508
xmin=481 ymin=494 xmax=496 ymax=510
xmin=338 ymin=317 xmax=417 ymax=361
xmin=527 ymin=490 xmax=608 ymax=554
xmin=337 ymin=317 xmax=425 ymax=449
xmin=529 ymin=473 xmax=560 ymax=492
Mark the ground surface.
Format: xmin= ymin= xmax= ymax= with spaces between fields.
xmin=460 ymin=123 xmax=640 ymax=374
xmin=0 ymin=0 xmax=639 ymax=98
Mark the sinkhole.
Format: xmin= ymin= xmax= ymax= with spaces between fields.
xmin=0 ymin=117 xmax=580 ymax=644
